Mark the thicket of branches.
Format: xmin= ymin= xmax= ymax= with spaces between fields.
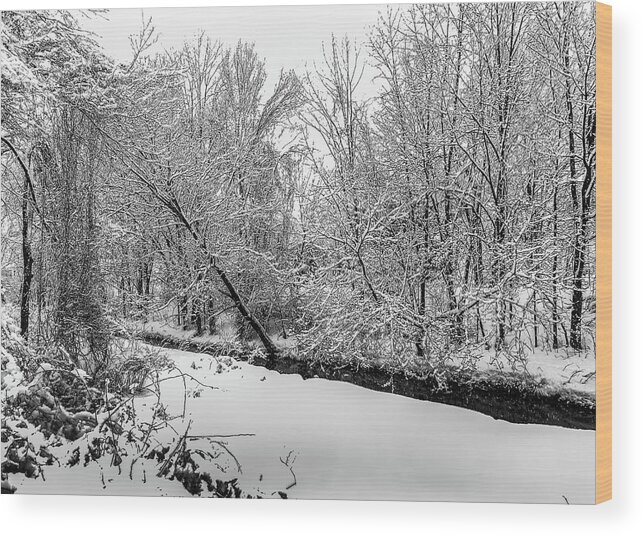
xmin=2 ymin=3 xmax=596 ymax=378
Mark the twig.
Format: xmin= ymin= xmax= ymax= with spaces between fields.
xmin=280 ymin=450 xmax=297 ymax=490
xmin=212 ymin=440 xmax=243 ymax=474
xmin=156 ymin=420 xmax=191 ymax=477
xmin=186 ymin=433 xmax=255 ymax=439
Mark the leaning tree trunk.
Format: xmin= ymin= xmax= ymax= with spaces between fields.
xmin=130 ymin=165 xmax=281 ymax=360
xmin=211 ymin=260 xmax=279 ymax=358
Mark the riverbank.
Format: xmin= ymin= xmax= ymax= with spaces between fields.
xmin=15 ymin=345 xmax=596 ymax=503
xmin=126 ymin=321 xmax=596 ymax=430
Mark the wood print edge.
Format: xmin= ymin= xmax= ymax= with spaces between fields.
xmin=595 ymin=1 xmax=612 ymax=505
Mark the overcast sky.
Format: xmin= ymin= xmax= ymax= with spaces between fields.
xmin=79 ymin=4 xmax=402 ymax=95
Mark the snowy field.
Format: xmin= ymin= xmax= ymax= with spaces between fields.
xmin=15 ymin=347 xmax=595 ymax=503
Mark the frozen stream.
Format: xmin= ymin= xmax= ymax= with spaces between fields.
xmin=17 ymin=348 xmax=595 ymax=503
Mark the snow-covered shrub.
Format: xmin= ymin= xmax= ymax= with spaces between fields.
xmin=1 ymin=302 xmax=28 ymax=398
xmin=100 ymin=337 xmax=171 ymax=394
xmin=3 ymin=301 xmax=288 ymax=497
xmin=2 ymin=303 xmax=162 ymax=492
xmin=2 ymin=303 xmax=60 ymax=492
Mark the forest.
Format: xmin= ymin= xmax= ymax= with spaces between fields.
xmin=1 ymin=3 xmax=597 ymax=500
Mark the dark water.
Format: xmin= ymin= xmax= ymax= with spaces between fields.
xmin=137 ymin=332 xmax=595 ymax=431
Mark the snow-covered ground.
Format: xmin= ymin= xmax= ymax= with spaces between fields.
xmin=15 ymin=347 xmax=595 ymax=503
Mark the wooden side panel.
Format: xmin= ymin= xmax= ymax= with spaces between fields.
xmin=595 ymin=1 xmax=612 ymax=505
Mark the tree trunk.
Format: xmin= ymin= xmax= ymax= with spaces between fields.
xmin=551 ymin=187 xmax=560 ymax=349
xmin=211 ymin=260 xmax=279 ymax=359
xmin=20 ymin=173 xmax=33 ymax=338
xmin=562 ymin=22 xmax=584 ymax=351
xmin=135 ymin=170 xmax=281 ymax=359
xmin=1 ymin=137 xmax=38 ymax=338
xmin=570 ymin=165 xmax=592 ymax=350
xmin=493 ymin=192 xmax=507 ymax=350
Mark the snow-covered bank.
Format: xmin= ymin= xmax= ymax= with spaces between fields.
xmin=128 ymin=319 xmax=596 ymax=429
xmin=133 ymin=319 xmax=595 ymax=394
xmin=16 ymin=347 xmax=595 ymax=503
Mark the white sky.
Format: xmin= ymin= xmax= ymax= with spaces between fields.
xmin=79 ymin=4 xmax=403 ymax=95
